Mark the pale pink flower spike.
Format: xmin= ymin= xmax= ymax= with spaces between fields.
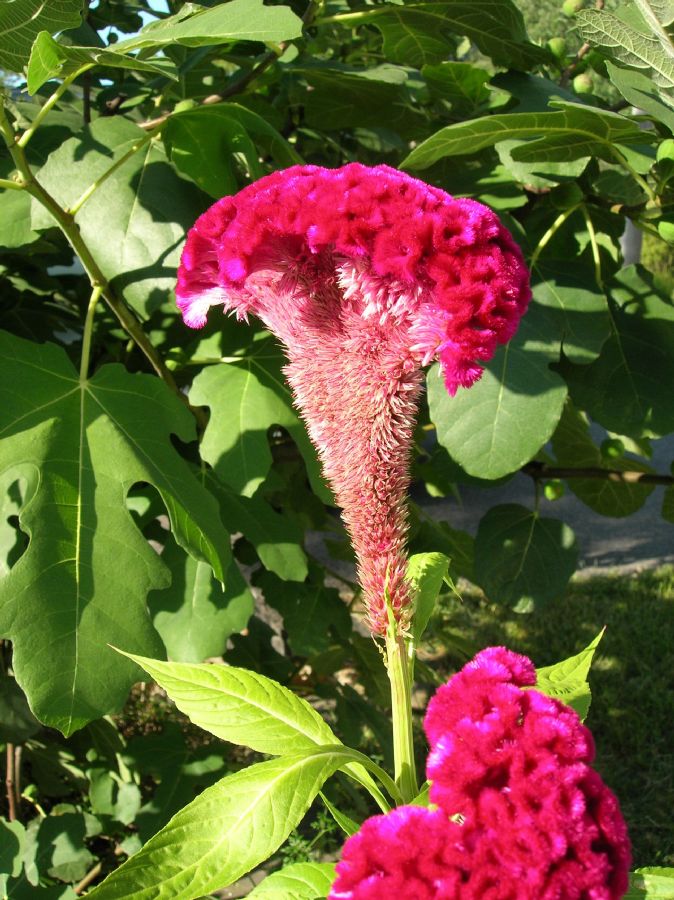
xmin=177 ymin=164 xmax=530 ymax=633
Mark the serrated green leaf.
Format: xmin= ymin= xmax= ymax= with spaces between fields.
xmin=577 ymin=7 xmax=674 ymax=95
xmin=115 ymin=0 xmax=303 ymax=52
xmin=189 ymin=338 xmax=327 ymax=500
xmin=319 ymin=792 xmax=359 ymax=837
xmin=86 ymin=748 xmax=354 ymax=900
xmin=625 ymin=867 xmax=674 ymax=898
xmin=407 ymin=552 xmax=450 ymax=645
xmin=118 ymin=651 xmax=341 ymax=756
xmin=0 ymin=0 xmax=82 ymax=72
xmin=563 ymin=266 xmax=674 ymax=438
xmin=428 ymin=309 xmax=567 ymax=480
xmin=534 ymin=630 xmax=604 ymax=721
xmin=356 ymin=0 xmax=548 ymax=69
xmin=0 ymin=331 xmax=230 ymax=734
xmin=31 ymin=117 xmax=204 ymax=318
xmin=474 ymin=504 xmax=578 ymax=611
xmin=150 ymin=549 xmax=253 ymax=664
xmin=163 ymin=103 xmax=302 ymax=198
xmin=402 ymin=104 xmax=652 ymax=170
xmin=551 ymin=402 xmax=654 ymax=517
xmin=26 ymin=30 xmax=178 ymax=95
xmin=248 ymin=861 xmax=338 ymax=899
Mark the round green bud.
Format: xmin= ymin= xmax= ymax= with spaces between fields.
xmin=573 ymin=73 xmax=593 ymax=95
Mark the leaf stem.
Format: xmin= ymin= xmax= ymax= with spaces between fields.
xmin=581 ymin=203 xmax=603 ymax=289
xmin=0 ymin=177 xmax=24 ymax=190
xmin=18 ymin=66 xmax=93 ymax=149
xmin=610 ymin=146 xmax=656 ymax=202
xmin=529 ymin=204 xmax=580 ymax=269
xmin=385 ymin=621 xmax=418 ymax=804
xmin=80 ymin=284 xmax=104 ymax=381
xmin=68 ymin=132 xmax=154 ymax=216
xmin=5 ymin=744 xmax=16 ymax=821
xmin=0 ymin=99 xmax=180 ymax=393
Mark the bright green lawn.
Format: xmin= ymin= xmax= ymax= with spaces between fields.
xmin=431 ymin=567 xmax=674 ymax=867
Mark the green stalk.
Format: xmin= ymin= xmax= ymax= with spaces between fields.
xmin=385 ymin=620 xmax=418 ymax=804
xmin=0 ymin=177 xmax=24 ymax=190
xmin=529 ymin=204 xmax=580 ymax=270
xmin=0 ymin=100 xmax=179 ymax=393
xmin=17 ymin=66 xmax=93 ymax=149
xmin=80 ymin=285 xmax=103 ymax=381
xmin=68 ymin=132 xmax=154 ymax=216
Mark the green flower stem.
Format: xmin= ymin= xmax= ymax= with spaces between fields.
xmin=385 ymin=623 xmax=418 ymax=804
xmin=68 ymin=132 xmax=155 ymax=216
xmin=17 ymin=66 xmax=93 ymax=149
xmin=0 ymin=100 xmax=180 ymax=395
xmin=80 ymin=285 xmax=103 ymax=381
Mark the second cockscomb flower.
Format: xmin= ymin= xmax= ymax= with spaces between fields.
xmin=176 ymin=164 xmax=530 ymax=632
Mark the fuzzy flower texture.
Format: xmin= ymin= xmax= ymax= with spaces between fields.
xmin=330 ymin=647 xmax=631 ymax=900
xmin=177 ymin=164 xmax=530 ymax=631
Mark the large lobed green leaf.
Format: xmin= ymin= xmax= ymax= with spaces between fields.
xmin=115 ymin=0 xmax=303 ymax=52
xmin=31 ymin=117 xmax=205 ymax=318
xmin=402 ymin=103 xmax=653 ymax=170
xmin=87 ymin=748 xmax=354 ymax=900
xmin=190 ymin=337 xmax=327 ymax=500
xmin=163 ymin=103 xmax=302 ymax=199
xmin=551 ymin=402 xmax=654 ymax=518
xmin=577 ymin=4 xmax=674 ymax=96
xmin=343 ymin=0 xmax=548 ymax=70
xmin=0 ymin=0 xmax=82 ymax=72
xmin=0 ymin=331 xmax=231 ymax=734
xmin=562 ymin=267 xmax=674 ymax=438
xmin=26 ymin=30 xmax=178 ymax=95
xmin=428 ymin=308 xmax=567 ymax=480
xmin=474 ymin=504 xmax=578 ymax=612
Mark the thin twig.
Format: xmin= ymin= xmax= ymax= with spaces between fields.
xmin=74 ymin=862 xmax=103 ymax=895
xmin=5 ymin=744 xmax=16 ymax=821
xmin=523 ymin=461 xmax=674 ymax=486
xmin=560 ymin=0 xmax=605 ymax=87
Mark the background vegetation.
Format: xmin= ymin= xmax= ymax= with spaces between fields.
xmin=1 ymin=0 xmax=674 ymax=894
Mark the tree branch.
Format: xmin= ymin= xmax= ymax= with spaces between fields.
xmin=523 ymin=461 xmax=674 ymax=486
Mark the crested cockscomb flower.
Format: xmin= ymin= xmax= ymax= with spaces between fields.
xmin=329 ymin=648 xmax=631 ymax=900
xmin=176 ymin=164 xmax=530 ymax=632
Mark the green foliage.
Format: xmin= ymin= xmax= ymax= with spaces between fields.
xmin=2 ymin=0 xmax=674 ymax=892
xmin=247 ymin=861 xmax=337 ymax=898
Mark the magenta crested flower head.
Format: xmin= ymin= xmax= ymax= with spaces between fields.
xmin=329 ymin=647 xmax=631 ymax=899
xmin=177 ymin=164 xmax=530 ymax=632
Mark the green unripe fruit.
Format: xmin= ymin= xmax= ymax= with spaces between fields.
xmin=562 ymin=0 xmax=583 ymax=15
xmin=573 ymin=73 xmax=593 ymax=95
xmin=544 ymin=480 xmax=565 ymax=502
xmin=601 ymin=438 xmax=625 ymax=461
xmin=547 ymin=37 xmax=567 ymax=59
